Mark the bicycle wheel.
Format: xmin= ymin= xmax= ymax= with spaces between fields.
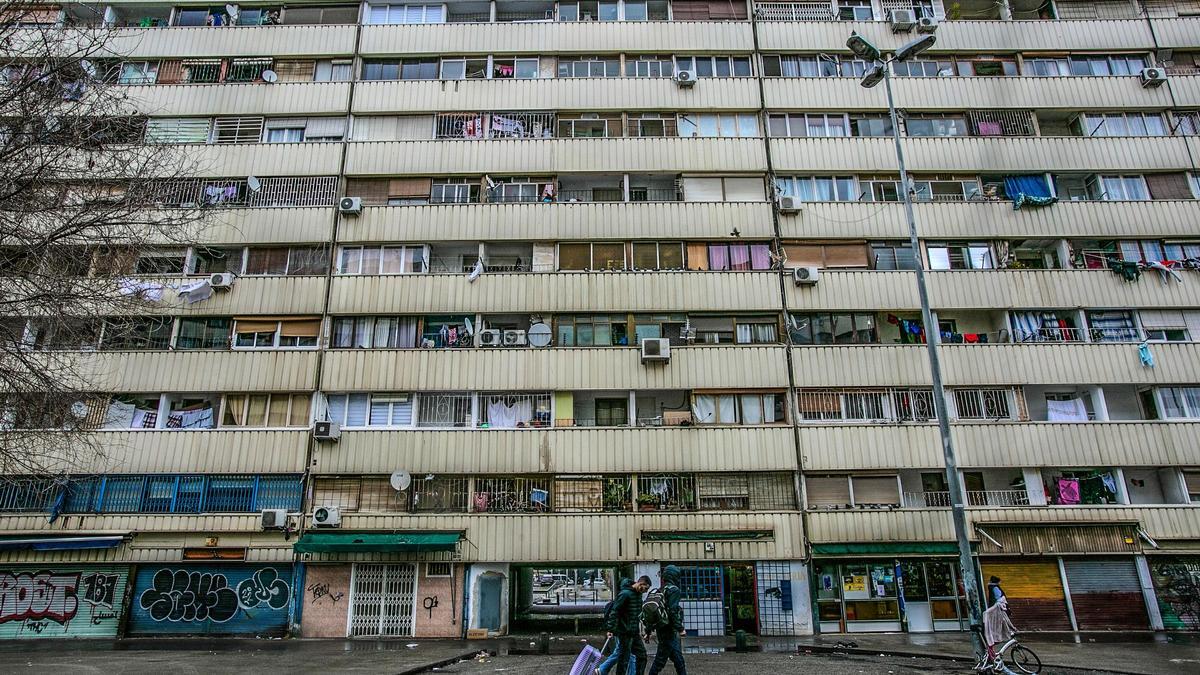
xmin=1007 ymin=645 xmax=1041 ymax=674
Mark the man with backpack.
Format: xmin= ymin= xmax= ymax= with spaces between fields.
xmin=598 ymin=575 xmax=650 ymax=675
xmin=646 ymin=565 xmax=688 ymax=675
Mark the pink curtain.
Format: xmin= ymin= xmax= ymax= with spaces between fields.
xmin=750 ymin=244 xmax=771 ymax=270
xmin=729 ymin=245 xmax=751 ymax=270
xmin=708 ymin=245 xmax=729 ymax=270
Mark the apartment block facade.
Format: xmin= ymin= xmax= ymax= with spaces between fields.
xmin=4 ymin=0 xmax=1200 ymax=639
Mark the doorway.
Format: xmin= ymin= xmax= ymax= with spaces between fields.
xmin=479 ymin=573 xmax=503 ymax=631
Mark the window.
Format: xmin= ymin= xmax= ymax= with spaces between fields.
xmin=233 ymin=318 xmax=320 ymax=349
xmin=631 ymin=242 xmax=684 ymax=270
xmin=330 ymin=316 xmax=419 ymax=349
xmin=838 ymin=0 xmax=874 ymax=20
xmin=1140 ymin=310 xmax=1198 ymax=343
xmin=626 ymin=113 xmax=675 ymax=137
xmin=678 ymin=113 xmax=758 ymax=138
xmin=675 ymin=56 xmax=751 ymax=78
xmin=558 ymin=56 xmax=620 ymax=78
xmin=691 ymin=316 xmax=775 ymax=344
xmin=625 ymin=55 xmax=673 ymax=78
xmin=431 ymin=180 xmax=479 ymax=204
xmin=266 ymin=127 xmax=304 ymax=143
xmin=439 ymin=57 xmax=489 ymax=80
xmin=426 ymin=562 xmax=453 ymax=577
xmin=557 ymin=1 xmax=620 ymax=21
xmin=850 ymin=113 xmax=893 ymax=137
xmin=314 ymin=59 xmax=353 ymax=82
xmin=905 ymin=114 xmax=969 ymax=137
xmin=225 ymin=58 xmax=272 ymax=83
xmin=210 ymin=116 xmax=265 ymax=144
xmin=175 ymin=317 xmax=232 ymax=349
xmin=367 ymin=4 xmax=446 ymax=24
xmin=927 ymin=242 xmax=994 ymax=270
xmin=767 ymin=113 xmax=848 ymax=138
xmin=789 ymin=313 xmax=878 ymax=345
xmin=557 ymin=242 xmax=626 ymax=271
xmin=1097 ymin=175 xmax=1150 ymax=201
xmin=1025 ymin=57 xmax=1070 ymax=77
xmin=691 ymin=392 xmax=785 ymax=425
xmin=623 ymin=0 xmax=669 ymax=20
xmin=118 ymin=61 xmax=158 ymax=85
xmin=705 ymin=243 xmax=772 ymax=271
xmin=777 ymin=176 xmax=858 ymax=202
xmin=221 ymin=393 xmax=311 ymax=427
xmin=795 ymin=389 xmax=936 ymax=423
xmin=191 ymin=247 xmax=242 ymax=275
xmin=326 ymin=393 xmax=414 ymax=427
xmin=338 ymin=245 xmax=428 ymax=275
xmin=1069 ymin=54 xmax=1148 ymax=76
xmin=558 ymin=116 xmax=621 ymax=138
xmin=102 ymin=316 xmax=174 ymax=350
xmin=363 ymin=59 xmax=438 ymax=81
xmin=761 ymin=54 xmax=853 ymax=78
xmin=556 ymin=315 xmax=629 ymax=346
xmin=892 ymin=58 xmax=956 ymax=78
xmin=1078 ymin=112 xmax=1168 ymax=137
xmin=242 ymin=247 xmax=328 ymax=275
xmin=134 ymin=250 xmax=187 ymax=275
xmin=871 ymin=241 xmax=918 ymax=270
xmin=1157 ymin=386 xmax=1200 ymax=419
xmin=1087 ymin=310 xmax=1140 ymax=342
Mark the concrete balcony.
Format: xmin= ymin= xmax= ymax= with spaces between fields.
xmin=108 ymin=24 xmax=357 ymax=58
xmin=321 ymin=345 xmax=789 ymax=390
xmin=789 ymin=342 xmax=1200 ymax=388
xmin=299 ymin=511 xmax=804 ymax=563
xmin=780 ymin=200 xmax=1200 ymax=241
xmin=755 ymin=18 xmax=1158 ymax=52
xmin=352 ymin=77 xmax=760 ymax=114
xmin=359 ymin=20 xmax=754 ymax=56
xmin=805 ymin=505 xmax=1200 ymax=544
xmin=158 ymin=275 xmax=327 ymax=315
xmin=327 ymin=271 xmax=780 ymax=314
xmin=786 ymin=269 xmax=1200 ymax=311
xmin=199 ymin=207 xmax=334 ymax=245
xmin=71 ymin=430 xmax=310 ymax=474
xmin=314 ymin=426 xmax=798 ymax=474
xmin=339 ymin=201 xmax=775 ymax=243
xmin=65 ymin=349 xmax=319 ymax=392
xmin=343 ymin=137 xmax=767 ymax=175
xmin=124 ymin=82 xmax=352 ymax=117
xmin=180 ymin=142 xmax=342 ymax=178
xmin=769 ymin=136 xmax=1193 ymax=173
xmin=763 ymin=75 xmax=1173 ymax=111
xmin=1147 ymin=16 xmax=1200 ymax=49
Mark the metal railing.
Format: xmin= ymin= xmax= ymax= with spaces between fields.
xmin=473 ymin=477 xmax=553 ymax=513
xmin=755 ymin=2 xmax=838 ymax=20
xmin=905 ymin=489 xmax=1030 ymax=508
xmin=154 ymin=177 xmax=339 ymax=208
xmin=558 ymin=187 xmax=681 ymax=203
xmin=636 ymin=474 xmax=695 ymax=511
xmin=1012 ymin=326 xmax=1087 ymax=343
xmin=435 ymin=112 xmax=556 ymax=140
xmin=951 ymin=388 xmax=1016 ymax=420
xmin=796 ymin=387 xmax=937 ymax=423
xmin=478 ymin=392 xmax=553 ymax=428
xmin=415 ymin=393 xmax=473 ymax=428
xmin=968 ymin=110 xmax=1036 ymax=137
xmin=410 ymin=475 xmax=470 ymax=513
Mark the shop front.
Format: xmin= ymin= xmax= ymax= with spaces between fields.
xmin=654 ymin=561 xmax=801 ymax=636
xmin=0 ymin=565 xmax=130 ymax=639
xmin=127 ymin=563 xmax=293 ymax=636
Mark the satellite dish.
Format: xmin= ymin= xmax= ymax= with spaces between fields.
xmin=246 ymin=175 xmax=261 ymax=192
xmin=528 ymin=322 xmax=552 ymax=347
xmin=261 ymin=69 xmax=278 ymax=83
xmin=463 ymin=317 xmax=474 ymax=335
xmin=70 ymin=401 xmax=89 ymax=419
xmin=389 ymin=470 xmax=412 ymax=491
xmin=484 ymin=175 xmax=497 ymax=189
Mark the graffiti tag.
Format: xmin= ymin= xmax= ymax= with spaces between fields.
xmin=81 ymin=573 xmax=119 ymax=609
xmin=0 ymin=571 xmax=79 ymax=625
xmin=306 ymin=581 xmax=344 ymax=604
xmin=138 ymin=568 xmax=291 ymax=624
xmin=423 ymin=595 xmax=439 ymax=620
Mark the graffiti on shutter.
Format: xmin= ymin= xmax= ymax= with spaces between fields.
xmin=1151 ymin=556 xmax=1200 ymax=630
xmin=128 ymin=565 xmax=292 ymax=636
xmin=0 ymin=566 xmax=130 ymax=638
xmin=350 ymin=563 xmax=415 ymax=637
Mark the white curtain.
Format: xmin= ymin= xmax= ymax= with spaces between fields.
xmin=691 ymin=395 xmax=717 ymax=424
xmin=740 ymin=394 xmax=763 ymax=424
xmin=487 ymin=397 xmax=533 ymax=428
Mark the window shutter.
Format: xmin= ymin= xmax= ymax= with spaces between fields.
xmin=851 ymin=476 xmax=901 ymax=505
xmin=234 ymin=319 xmax=278 ymax=333
xmin=532 ymin=243 xmax=556 ymax=272
xmin=1145 ymin=173 xmax=1194 ymax=200
xmin=144 ymin=118 xmax=211 ymax=144
xmin=806 ymin=475 xmax=851 ymax=508
xmin=345 ymin=393 xmax=369 ymax=427
xmin=1139 ymin=310 xmax=1186 ymax=329
xmin=686 ymin=242 xmax=710 ymax=270
xmin=783 ymin=244 xmax=824 ymax=268
xmin=1184 ymin=472 xmax=1200 ymax=496
xmin=671 ymin=1 xmax=711 ymax=19
xmin=305 ymin=116 xmax=348 ymax=138
xmin=313 ymin=477 xmax=360 ymax=511
xmin=358 ymin=476 xmax=408 ymax=511
xmin=272 ymin=60 xmax=315 ymax=82
xmin=682 ymin=177 xmax=723 ymax=201
xmin=279 ymin=318 xmax=322 ymax=337
xmin=345 ymin=178 xmax=391 ymax=205
xmin=723 ymin=177 xmax=765 ymax=201
xmin=823 ymin=243 xmax=871 ymax=268
xmin=156 ymin=60 xmax=183 ymax=84
xmin=265 ymin=117 xmax=307 ymax=130
xmin=389 ymin=177 xmax=433 ymax=198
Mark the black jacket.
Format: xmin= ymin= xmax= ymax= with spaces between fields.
xmin=660 ymin=565 xmax=685 ymax=632
xmin=605 ymin=578 xmax=644 ymax=635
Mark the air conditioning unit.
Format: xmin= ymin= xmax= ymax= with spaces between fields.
xmin=793 ymin=266 xmax=820 ymax=286
xmin=313 ymin=420 xmax=340 ymax=442
xmin=1139 ymin=67 xmax=1166 ymax=88
xmin=889 ymin=9 xmax=917 ymax=32
xmin=777 ymin=195 xmax=802 ymax=215
xmin=478 ymin=329 xmax=502 ymax=347
xmin=261 ymin=509 xmax=287 ymax=530
xmin=338 ymin=196 xmax=363 ymax=215
xmin=502 ymin=329 xmax=527 ymax=346
xmin=209 ymin=272 xmax=235 ymax=289
xmin=673 ymin=70 xmax=697 ymax=88
xmin=640 ymin=337 xmax=670 ymax=363
xmin=916 ymin=16 xmax=938 ymax=33
xmin=313 ymin=505 xmax=341 ymax=527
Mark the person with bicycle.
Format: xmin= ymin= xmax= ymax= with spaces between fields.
xmin=976 ymin=597 xmax=1041 ymax=674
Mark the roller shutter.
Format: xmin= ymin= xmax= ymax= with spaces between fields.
xmin=981 ymin=560 xmax=1072 ymax=630
xmin=1064 ymin=558 xmax=1149 ymax=630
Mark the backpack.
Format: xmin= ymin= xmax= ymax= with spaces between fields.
xmin=603 ymin=599 xmax=615 ymax=622
xmin=640 ymin=588 xmax=668 ymax=631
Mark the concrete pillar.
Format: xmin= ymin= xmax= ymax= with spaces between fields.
xmin=1055 ymin=238 xmax=1072 ymax=270
xmin=1134 ymin=555 xmax=1165 ymax=631
xmin=1074 ymin=309 xmax=1090 ymax=342
xmin=1112 ymin=467 xmax=1131 ymax=505
xmin=1090 ymin=386 xmax=1110 ymax=421
xmin=154 ymin=394 xmax=171 ymax=429
xmin=627 ymin=390 xmax=637 ymax=426
xmin=489 ymin=0 xmax=497 ymax=22
xmin=1022 ymin=468 xmax=1047 ymax=506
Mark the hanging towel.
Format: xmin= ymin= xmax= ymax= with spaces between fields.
xmin=1056 ymin=478 xmax=1081 ymax=505
xmin=1139 ymin=342 xmax=1155 ymax=368
xmin=1146 ymin=260 xmax=1183 ymax=284
xmin=1100 ymin=473 xmax=1117 ymax=495
xmin=1046 ymin=398 xmax=1088 ymax=422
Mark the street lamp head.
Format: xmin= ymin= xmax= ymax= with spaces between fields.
xmin=859 ymin=64 xmax=886 ymax=89
xmin=845 ymin=31 xmax=881 ymax=62
xmin=893 ymin=33 xmax=937 ymax=63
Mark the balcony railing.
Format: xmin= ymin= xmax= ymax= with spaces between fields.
xmin=560 ymin=188 xmax=681 ymax=203
xmin=904 ymin=489 xmax=1030 ymax=508
xmin=755 ymin=2 xmax=838 ymax=20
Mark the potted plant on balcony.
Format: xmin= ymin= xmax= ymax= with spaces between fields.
xmin=636 ymin=493 xmax=659 ymax=512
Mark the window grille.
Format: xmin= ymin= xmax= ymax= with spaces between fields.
xmin=410 ymin=475 xmax=469 ymax=513
xmin=225 ymin=58 xmax=273 ymax=83
xmin=554 ymin=476 xmax=631 ymax=512
xmin=416 ymin=393 xmax=473 ymax=427
xmin=951 ymin=388 xmax=1014 ymax=420
xmin=181 ymin=59 xmax=221 ymax=83
xmin=144 ymin=118 xmax=212 ymax=144
xmin=967 ymin=110 xmax=1035 ymax=137
xmin=755 ymin=2 xmax=837 ymax=20
xmin=211 ymin=116 xmax=265 ymax=144
xmin=472 ymin=476 xmax=552 ymax=513
xmin=636 ymin=474 xmax=695 ymax=511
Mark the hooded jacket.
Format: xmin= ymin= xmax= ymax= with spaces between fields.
xmin=605 ymin=577 xmax=644 ymax=635
xmin=660 ymin=565 xmax=685 ymax=632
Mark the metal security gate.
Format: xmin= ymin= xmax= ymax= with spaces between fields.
xmin=1064 ymin=558 xmax=1149 ymax=630
xmin=350 ymin=563 xmax=416 ymax=637
xmin=980 ymin=560 xmax=1072 ymax=631
xmin=755 ymin=562 xmax=794 ymax=636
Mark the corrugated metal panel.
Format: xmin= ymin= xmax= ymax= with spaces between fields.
xmin=180 ymin=143 xmax=342 ymax=178
xmin=756 ymin=18 xmax=1155 ymax=52
xmin=770 ymin=137 xmax=1192 ymax=174
xmin=77 ymin=430 xmax=309 ymax=474
xmin=328 ymin=272 xmax=781 ymax=314
xmin=314 ymin=513 xmax=802 ymax=562
xmin=763 ymin=76 xmax=1171 ymax=112
xmin=0 ymin=514 xmax=265 ymax=534
xmin=1065 ymin=558 xmax=1150 ymax=630
xmin=975 ymin=524 xmax=1142 ymax=555
xmin=980 ymin=559 xmax=1072 ymax=631
xmin=159 ymin=276 xmax=327 ymax=315
xmin=784 ymin=200 xmax=1200 ymax=242
xmin=352 ymin=78 xmax=761 ymax=115
xmin=321 ymin=346 xmax=788 ymax=391
xmin=1170 ymin=74 xmax=1200 ymax=108
xmin=73 ymin=351 xmax=318 ymax=393
xmin=358 ymin=21 xmax=753 ymax=56
xmin=343 ymin=138 xmax=767 ymax=176
xmin=109 ymin=25 xmax=357 ymax=58
xmin=127 ymin=564 xmax=293 ymax=636
xmin=339 ymin=202 xmax=775 ymax=243
xmin=196 ymin=207 xmax=333 ymax=245
xmin=0 ymin=565 xmax=131 ymax=638
xmin=316 ymin=427 xmax=797 ymax=474
xmin=1151 ymin=16 xmax=1200 ymax=49
xmin=125 ymin=83 xmax=352 ymax=117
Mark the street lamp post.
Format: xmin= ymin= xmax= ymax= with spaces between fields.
xmin=847 ymin=31 xmax=986 ymax=658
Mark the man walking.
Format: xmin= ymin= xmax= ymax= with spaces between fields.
xmin=648 ymin=565 xmax=688 ymax=675
xmin=599 ymin=575 xmax=650 ymax=675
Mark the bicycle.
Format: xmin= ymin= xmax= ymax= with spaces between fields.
xmin=972 ymin=628 xmax=1041 ymax=674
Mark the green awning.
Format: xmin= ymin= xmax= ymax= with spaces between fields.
xmin=641 ymin=530 xmax=773 ymax=542
xmin=811 ymin=542 xmax=965 ymax=557
xmin=294 ymin=532 xmax=461 ymax=553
